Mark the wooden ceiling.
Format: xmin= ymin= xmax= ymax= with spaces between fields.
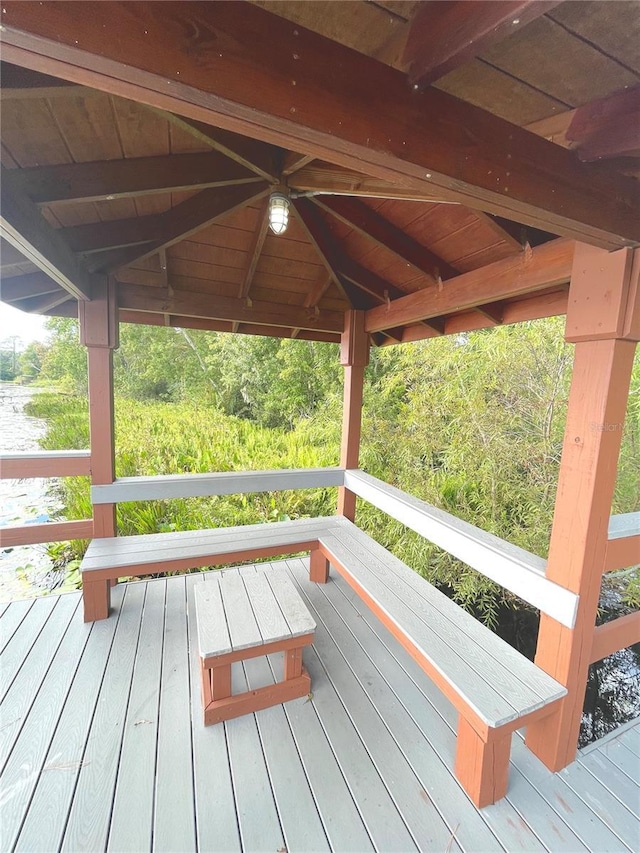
xmin=0 ymin=1 xmax=638 ymax=345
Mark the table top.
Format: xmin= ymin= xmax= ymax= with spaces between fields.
xmin=194 ymin=566 xmax=316 ymax=659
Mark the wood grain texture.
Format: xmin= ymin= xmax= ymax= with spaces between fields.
xmin=0 ymin=450 xmax=91 ymax=479
xmin=1 ymin=1 xmax=637 ymax=246
xmin=366 ymin=237 xmax=574 ymax=332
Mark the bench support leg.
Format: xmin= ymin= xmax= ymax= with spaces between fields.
xmin=310 ymin=549 xmax=330 ymax=583
xmin=284 ymin=647 xmax=303 ymax=680
xmin=455 ymin=716 xmax=510 ymax=808
xmin=82 ymin=577 xmax=111 ymax=622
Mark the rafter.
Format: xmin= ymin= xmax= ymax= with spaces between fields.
xmin=12 ymin=288 xmax=71 ymax=314
xmin=366 ymin=238 xmax=574 ymax=333
xmin=115 ymin=281 xmax=344 ymax=333
xmin=15 ymin=152 xmax=262 ymax=205
xmin=281 ymin=151 xmax=316 ymax=177
xmin=1 ymin=271 xmax=61 ymax=303
xmin=159 ymin=112 xmax=279 ymax=183
xmin=0 ymin=61 xmax=93 ymax=99
xmin=238 ymin=197 xmax=270 ymax=299
xmin=289 ymin=163 xmax=450 ymax=202
xmin=2 ymin=2 xmax=633 ymax=246
xmin=294 ymin=199 xmax=440 ymax=339
xmin=402 ymin=1 xmax=560 ymax=89
xmin=292 ymin=199 xmax=365 ymax=310
xmin=304 ymin=269 xmax=333 ymax=309
xmin=314 ymin=196 xmax=459 ymax=281
xmin=92 ymin=183 xmax=270 ymax=272
xmin=0 ymin=169 xmax=93 ymax=300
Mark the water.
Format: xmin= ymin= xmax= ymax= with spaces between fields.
xmin=0 ymin=383 xmax=63 ymax=600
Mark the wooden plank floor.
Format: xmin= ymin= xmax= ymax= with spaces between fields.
xmin=1 ymin=560 xmax=638 ymax=852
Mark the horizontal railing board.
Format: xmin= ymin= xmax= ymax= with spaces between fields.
xmin=344 ymin=469 xmax=579 ymax=628
xmin=0 ymin=519 xmax=93 ymax=547
xmin=91 ymin=468 xmax=344 ymax=504
xmin=591 ymin=611 xmax=640 ymax=663
xmin=608 ymin=512 xmax=640 ymax=540
xmin=0 ymin=450 xmax=91 ymax=479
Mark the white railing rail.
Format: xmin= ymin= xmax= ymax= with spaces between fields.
xmin=344 ymin=469 xmax=580 ymax=628
xmin=91 ymin=467 xmax=345 ymax=504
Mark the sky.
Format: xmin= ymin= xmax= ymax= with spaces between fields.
xmin=0 ymin=303 xmax=50 ymax=350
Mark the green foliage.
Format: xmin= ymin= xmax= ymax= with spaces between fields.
xmin=29 ymin=315 xmax=640 ymax=626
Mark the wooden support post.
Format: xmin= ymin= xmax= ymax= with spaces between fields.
xmin=337 ymin=311 xmax=369 ymax=521
xmin=526 ymin=243 xmax=639 ymax=771
xmin=455 ymin=716 xmax=511 ymax=809
xmin=79 ymin=277 xmax=119 ymax=548
xmin=309 ymin=548 xmax=330 ymax=584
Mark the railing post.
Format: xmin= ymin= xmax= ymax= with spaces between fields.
xmin=526 ymin=243 xmax=639 ymax=771
xmin=79 ymin=276 xmax=119 ymax=539
xmin=337 ymin=310 xmax=369 ymax=521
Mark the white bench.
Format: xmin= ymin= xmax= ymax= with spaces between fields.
xmin=195 ymin=566 xmax=315 ymax=724
xmin=80 ymin=514 xmax=566 ymax=806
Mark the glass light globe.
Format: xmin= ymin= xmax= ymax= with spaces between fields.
xmin=268 ymin=192 xmax=290 ymax=235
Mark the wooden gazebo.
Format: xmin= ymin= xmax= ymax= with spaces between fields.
xmin=1 ymin=1 xmax=638 ymax=844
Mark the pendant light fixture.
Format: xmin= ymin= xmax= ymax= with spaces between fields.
xmin=268 ymin=190 xmax=290 ymax=235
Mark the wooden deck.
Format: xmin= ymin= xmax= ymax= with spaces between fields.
xmin=1 ymin=560 xmax=638 ymax=853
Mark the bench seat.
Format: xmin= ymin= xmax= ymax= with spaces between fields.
xmin=80 ymin=514 xmax=566 ymax=806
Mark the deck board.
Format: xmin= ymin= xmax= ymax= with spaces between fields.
xmin=108 ymin=580 xmax=165 ymax=852
xmin=1 ymin=563 xmax=639 ymax=853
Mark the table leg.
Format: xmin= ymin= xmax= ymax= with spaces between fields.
xmin=284 ymin=647 xmax=303 ymax=680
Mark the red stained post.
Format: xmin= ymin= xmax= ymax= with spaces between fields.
xmin=309 ymin=548 xmax=330 ymax=583
xmin=455 ymin=716 xmax=511 ymax=808
xmin=79 ymin=276 xmax=119 ymax=614
xmin=526 ymin=244 xmax=639 ymax=771
xmin=337 ymin=310 xmax=369 ymax=521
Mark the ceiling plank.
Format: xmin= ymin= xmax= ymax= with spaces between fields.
xmin=12 ymin=289 xmax=71 ymax=314
xmin=402 ymin=1 xmax=560 ymax=89
xmin=115 ymin=281 xmax=344 ymax=333
xmin=0 ymin=61 xmax=94 ymax=99
xmin=2 ymin=1 xmax=637 ymax=248
xmin=159 ymin=112 xmax=279 ymax=183
xmin=304 ymin=269 xmax=333 ymax=309
xmin=314 ymin=195 xmax=459 ymax=280
xmin=1 ymin=271 xmax=61 ymax=302
xmin=366 ymin=237 xmax=574 ymax=332
xmin=0 ymin=170 xmax=93 ymax=300
xmin=95 ymin=182 xmax=270 ymax=272
xmin=15 ymin=152 xmax=262 ymax=205
xmin=238 ymin=197 xmax=270 ymax=299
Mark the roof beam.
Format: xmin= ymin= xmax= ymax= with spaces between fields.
xmin=385 ymin=288 xmax=569 ymax=345
xmin=0 ymin=60 xmax=93 ymax=99
xmin=93 ymin=182 xmax=270 ymax=272
xmin=402 ymin=2 xmax=560 ymax=89
xmin=238 ymin=197 xmax=270 ymax=299
xmin=527 ymin=85 xmax=640 ymax=162
xmin=159 ymin=112 xmax=279 ymax=183
xmin=314 ymin=196 xmax=459 ymax=281
xmin=366 ymin=237 xmax=573 ymax=332
xmin=115 ymin=281 xmax=344 ymax=333
xmin=15 ymin=152 xmax=262 ymax=205
xmin=0 ymin=169 xmax=93 ymax=300
xmin=1 ymin=1 xmax=637 ymax=248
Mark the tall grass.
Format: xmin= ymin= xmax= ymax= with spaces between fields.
xmin=26 ymin=394 xmax=340 ymax=553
